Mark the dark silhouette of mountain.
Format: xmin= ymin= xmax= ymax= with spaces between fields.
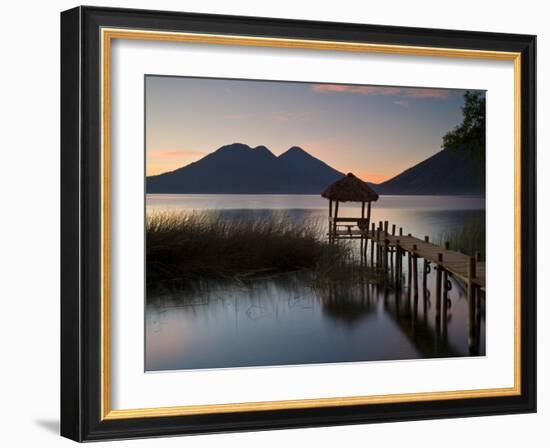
xmin=146 ymin=143 xmax=344 ymax=194
xmin=146 ymin=143 xmax=484 ymax=195
xmin=376 ymin=148 xmax=484 ymax=195
xmin=278 ymin=146 xmax=344 ymax=190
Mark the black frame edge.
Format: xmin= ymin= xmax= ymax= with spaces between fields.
xmin=61 ymin=6 xmax=83 ymax=442
xmin=60 ymin=5 xmax=537 ymax=442
xmin=519 ymin=35 xmax=537 ymax=414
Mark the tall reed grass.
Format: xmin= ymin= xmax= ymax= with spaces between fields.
xmin=437 ymin=215 xmax=485 ymax=260
xmin=146 ymin=211 xmax=358 ymax=288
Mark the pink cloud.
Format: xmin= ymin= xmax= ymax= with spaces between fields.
xmin=311 ymin=84 xmax=450 ymax=99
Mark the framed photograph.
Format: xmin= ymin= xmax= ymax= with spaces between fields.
xmin=60 ymin=6 xmax=536 ymax=441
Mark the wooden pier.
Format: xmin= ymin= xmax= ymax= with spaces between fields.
xmin=328 ymin=222 xmax=485 ymax=289
xmin=328 ymin=218 xmax=485 ymax=354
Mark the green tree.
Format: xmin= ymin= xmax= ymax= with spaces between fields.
xmin=442 ymin=91 xmax=486 ymax=161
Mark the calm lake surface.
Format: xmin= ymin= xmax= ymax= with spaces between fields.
xmin=146 ymin=194 xmax=486 ymax=371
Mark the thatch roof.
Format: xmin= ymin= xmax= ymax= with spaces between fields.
xmin=322 ymin=173 xmax=379 ymax=202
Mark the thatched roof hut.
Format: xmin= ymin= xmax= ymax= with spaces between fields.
xmin=322 ymin=173 xmax=379 ymax=202
xmin=322 ymin=173 xmax=379 ymax=244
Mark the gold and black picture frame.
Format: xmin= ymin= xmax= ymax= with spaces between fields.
xmin=61 ymin=6 xmax=536 ymax=442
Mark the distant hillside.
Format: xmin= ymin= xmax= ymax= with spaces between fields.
xmin=146 ymin=143 xmax=484 ymax=195
xmin=376 ymin=148 xmax=484 ymax=195
xmin=146 ymin=143 xmax=344 ymax=194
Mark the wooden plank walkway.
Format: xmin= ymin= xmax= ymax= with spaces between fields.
xmin=371 ymin=230 xmax=485 ymax=289
xmin=330 ymin=227 xmax=485 ymax=289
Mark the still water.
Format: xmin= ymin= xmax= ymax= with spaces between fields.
xmin=146 ymin=194 xmax=485 ymax=371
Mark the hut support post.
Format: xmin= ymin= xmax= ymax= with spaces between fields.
xmin=367 ymin=201 xmax=371 ymax=226
xmin=365 ymin=201 xmax=372 ymax=260
xmin=360 ymin=202 xmax=365 ymax=262
xmin=328 ymin=199 xmax=333 ymax=243
xmin=332 ymin=201 xmax=339 ymax=244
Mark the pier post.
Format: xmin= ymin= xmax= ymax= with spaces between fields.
xmin=384 ymin=220 xmax=388 ymax=234
xmin=390 ymin=228 xmax=397 ymax=276
xmin=412 ymin=245 xmax=419 ymax=331
xmin=370 ymin=223 xmax=375 ymax=267
xmin=442 ymin=269 xmax=449 ymax=344
xmin=475 ymin=288 xmax=483 ymax=354
xmin=376 ymin=225 xmax=381 ymax=266
xmin=443 ymin=268 xmax=449 ymax=300
xmin=467 ymin=256 xmax=477 ymax=354
xmin=390 ymin=246 xmax=394 ymax=279
xmin=423 ymin=236 xmax=430 ymax=295
xmin=407 ymin=250 xmax=412 ymax=291
xmin=412 ymin=244 xmax=418 ymax=298
xmin=435 ymin=253 xmax=443 ymax=330
xmin=395 ymin=240 xmax=402 ymax=290
xmin=384 ymin=238 xmax=389 ymax=272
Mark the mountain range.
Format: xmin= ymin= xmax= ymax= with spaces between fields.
xmin=146 ymin=143 xmax=484 ymax=195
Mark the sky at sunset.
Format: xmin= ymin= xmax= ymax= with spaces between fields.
xmin=145 ymin=76 xmax=482 ymax=183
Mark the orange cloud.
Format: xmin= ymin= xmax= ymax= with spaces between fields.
xmin=147 ymin=149 xmax=206 ymax=175
xmin=311 ymin=84 xmax=450 ymax=99
xmin=353 ymin=171 xmax=393 ymax=184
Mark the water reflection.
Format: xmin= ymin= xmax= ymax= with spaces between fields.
xmin=146 ymin=268 xmax=485 ymax=371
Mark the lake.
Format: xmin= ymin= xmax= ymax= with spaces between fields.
xmin=145 ymin=194 xmax=485 ymax=371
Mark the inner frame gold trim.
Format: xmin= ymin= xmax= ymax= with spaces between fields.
xmin=100 ymin=27 xmax=522 ymax=420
